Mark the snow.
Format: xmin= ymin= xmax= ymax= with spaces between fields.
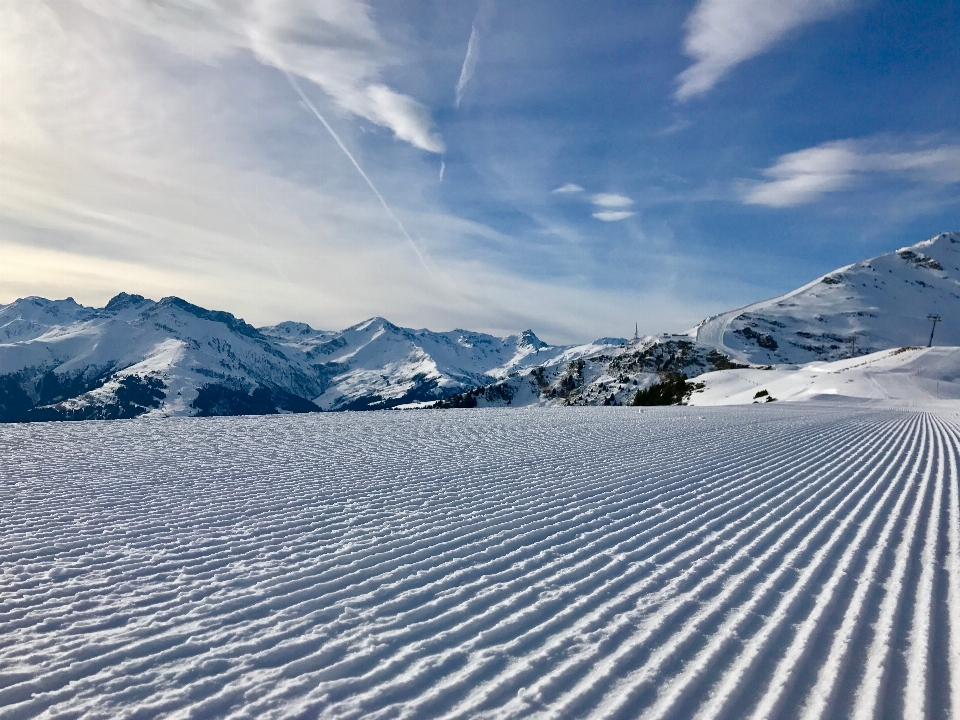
xmin=694 ymin=232 xmax=960 ymax=364
xmin=690 ymin=346 xmax=960 ymax=406
xmin=3 ymin=404 xmax=959 ymax=718
xmin=0 ymin=295 xmax=324 ymax=418
xmin=3 ymin=232 xmax=960 ymax=419
xmin=262 ymin=317 xmax=586 ymax=410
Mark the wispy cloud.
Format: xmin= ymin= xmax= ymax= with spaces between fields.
xmin=676 ymin=0 xmax=852 ymax=101
xmin=552 ymin=188 xmax=635 ymax=221
xmin=590 ymin=194 xmax=634 ymax=221
xmin=79 ymin=0 xmax=444 ymax=152
xmin=283 ymin=71 xmax=433 ymax=274
xmin=592 ymin=211 xmax=635 ymax=222
xmin=455 ymin=1 xmax=496 ymax=108
xmin=591 ymin=193 xmax=634 ymax=208
xmin=455 ymin=24 xmax=480 ymax=108
xmin=744 ymin=138 xmax=960 ymax=207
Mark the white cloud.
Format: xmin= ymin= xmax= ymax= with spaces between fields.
xmin=744 ymin=139 xmax=960 ymax=207
xmin=676 ymin=0 xmax=852 ymax=101
xmin=592 ymin=211 xmax=635 ymax=222
xmin=552 ymin=189 xmax=634 ymax=221
xmin=591 ymin=193 xmax=634 ymax=208
xmin=77 ymin=0 xmax=445 ymax=153
xmin=0 ymin=3 xmax=728 ymax=343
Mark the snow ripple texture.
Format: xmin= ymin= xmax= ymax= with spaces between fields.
xmin=2 ymin=406 xmax=959 ymax=720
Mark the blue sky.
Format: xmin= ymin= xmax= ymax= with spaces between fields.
xmin=1 ymin=1 xmax=958 ymax=342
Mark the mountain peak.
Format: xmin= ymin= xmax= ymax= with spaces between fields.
xmin=350 ymin=317 xmax=400 ymax=333
xmin=261 ymin=321 xmax=322 ymax=337
xmin=104 ymin=292 xmax=149 ymax=312
xmin=156 ymin=296 xmax=264 ymax=340
xmin=517 ymin=329 xmax=547 ymax=349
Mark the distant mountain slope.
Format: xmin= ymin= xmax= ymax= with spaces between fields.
xmin=0 ymin=294 xmax=580 ymax=421
xmin=693 ymin=232 xmax=960 ymax=364
xmin=0 ymin=293 xmax=323 ymax=421
xmin=2 ymin=231 xmax=957 ymax=421
xmin=430 ymin=336 xmax=742 ymax=409
xmin=260 ymin=317 xmax=571 ymax=410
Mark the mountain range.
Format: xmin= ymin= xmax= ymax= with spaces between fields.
xmin=1 ymin=232 xmax=957 ymax=421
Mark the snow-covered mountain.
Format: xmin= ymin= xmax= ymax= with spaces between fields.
xmin=260 ymin=317 xmax=573 ymax=410
xmin=0 ymin=294 xmax=579 ymax=421
xmin=430 ymin=336 xmax=743 ymax=409
xmin=434 ymin=231 xmax=960 ymax=409
xmin=2 ymin=232 xmax=957 ymax=421
xmin=0 ymin=293 xmax=325 ymax=421
xmin=692 ymin=231 xmax=960 ymax=364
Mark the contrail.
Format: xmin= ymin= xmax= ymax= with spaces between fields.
xmin=455 ymin=23 xmax=481 ymax=108
xmin=282 ymin=70 xmax=432 ymax=273
xmin=455 ymin=1 xmax=495 ymax=108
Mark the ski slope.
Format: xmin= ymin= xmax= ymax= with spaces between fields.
xmin=690 ymin=346 xmax=960 ymax=406
xmin=2 ymin=406 xmax=959 ymax=719
xmin=693 ymin=232 xmax=960 ymax=364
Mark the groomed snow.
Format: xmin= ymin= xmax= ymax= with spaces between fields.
xmin=690 ymin=346 xmax=960 ymax=406
xmin=2 ymin=406 xmax=959 ymax=719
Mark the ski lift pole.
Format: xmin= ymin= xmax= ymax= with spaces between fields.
xmin=927 ymin=314 xmax=941 ymax=347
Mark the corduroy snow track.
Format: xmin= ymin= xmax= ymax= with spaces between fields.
xmin=1 ymin=404 xmax=958 ymax=719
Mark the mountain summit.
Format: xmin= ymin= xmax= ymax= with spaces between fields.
xmin=1 ymin=232 xmax=957 ymax=421
xmin=694 ymin=232 xmax=960 ymax=363
xmin=0 ymin=295 xmax=577 ymax=421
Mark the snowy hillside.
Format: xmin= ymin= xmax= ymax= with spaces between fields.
xmin=0 ymin=293 xmax=324 ymax=422
xmin=0 ymin=294 xmax=581 ymax=421
xmin=689 ymin=345 xmax=960 ymax=406
xmin=431 ymin=336 xmax=744 ymax=409
xmin=3 ymin=406 xmax=958 ymax=718
xmin=260 ymin=317 xmax=573 ymax=411
xmin=2 ymin=231 xmax=958 ymax=421
xmin=693 ymin=231 xmax=960 ymax=364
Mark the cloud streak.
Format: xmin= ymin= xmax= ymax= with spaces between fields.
xmin=591 ymin=193 xmax=634 ymax=208
xmin=591 ymin=193 xmax=635 ymax=221
xmin=552 ymin=186 xmax=635 ymax=221
xmin=676 ymin=0 xmax=852 ymax=101
xmin=455 ymin=1 xmax=495 ymax=108
xmin=455 ymin=24 xmax=481 ymax=108
xmin=79 ymin=0 xmax=445 ymax=152
xmin=283 ymin=71 xmax=433 ymax=273
xmin=592 ymin=211 xmax=635 ymax=222
xmin=744 ymin=138 xmax=960 ymax=206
